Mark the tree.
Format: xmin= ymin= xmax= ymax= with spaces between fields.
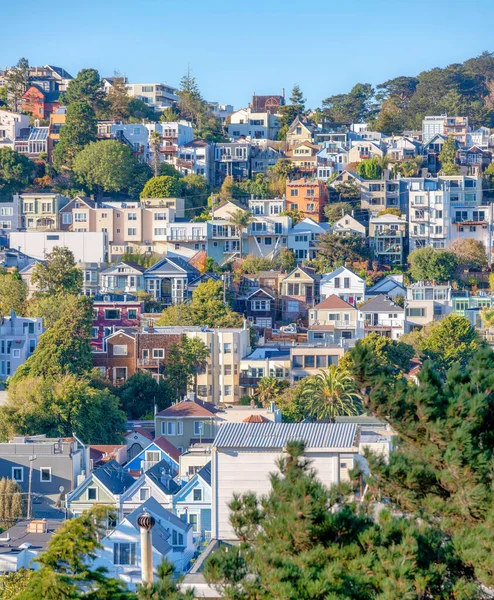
xmin=177 ymin=67 xmax=204 ymax=125
xmin=228 ymin=209 xmax=253 ymax=258
xmin=356 ymin=157 xmax=382 ymax=180
xmin=277 ymin=85 xmax=306 ymax=137
xmin=0 ymin=478 xmax=25 ymax=528
xmin=408 ymin=246 xmax=458 ymax=282
xmin=160 ymin=106 xmax=181 ymax=123
xmin=11 ymin=295 xmax=93 ymax=382
xmin=0 ymin=272 xmax=27 ymax=316
xmin=324 ymin=201 xmax=352 ymax=224
xmin=204 ymin=441 xmax=479 ymax=599
xmin=15 ymin=506 xmax=134 ymax=600
xmin=116 ymin=371 xmax=165 ymax=419
xmin=271 ymin=158 xmax=295 ymax=179
xmin=415 ymin=314 xmax=482 ymax=375
xmin=5 ymin=58 xmax=29 ymax=112
xmin=439 ymin=136 xmax=460 ymax=175
xmin=301 ymin=366 xmax=362 ymax=420
xmin=375 ymin=75 xmax=419 ymax=109
xmin=181 ymin=173 xmax=210 ymax=214
xmin=140 ymin=175 xmax=182 ymax=199
xmin=316 ymin=232 xmax=372 ymax=268
xmin=160 ymin=162 xmax=182 ymax=178
xmin=1 ymin=375 xmax=126 ymax=444
xmin=31 ymin=247 xmax=83 ymax=295
xmin=370 ymin=99 xmax=406 ymax=135
xmin=163 ymin=337 xmax=210 ymax=400
xmin=73 ymin=140 xmax=142 ymax=200
xmin=137 ymin=559 xmax=194 ymax=600
xmin=0 ymin=148 xmax=34 ymax=199
xmin=106 ymin=74 xmax=130 ymax=120
xmin=322 ymin=83 xmax=376 ymax=122
xmin=25 ymin=293 xmax=75 ymax=329
xmin=149 ymin=132 xmax=162 ymax=177
xmin=52 ymin=101 xmax=97 ymax=169
xmin=365 ymin=348 xmax=494 ymax=590
xmin=449 ymin=238 xmax=488 ymax=271
xmin=256 ymin=377 xmax=289 ymax=407
xmin=0 ymin=570 xmax=33 ymax=599
xmin=333 ymin=179 xmax=360 ymax=200
xmin=128 ymin=98 xmax=157 ymax=122
xmin=275 ymin=248 xmax=296 ymax=273
xmin=59 ymin=68 xmax=106 ymax=113
xmin=280 ymin=208 xmax=305 ymax=225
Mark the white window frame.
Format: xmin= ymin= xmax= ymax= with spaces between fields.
xmin=12 ymin=467 xmax=23 ymax=482
xmin=194 ymin=421 xmax=203 ymax=436
xmin=87 ymin=487 xmax=98 ymax=501
xmin=152 ymin=348 xmax=164 ymax=359
xmin=40 ymin=467 xmax=52 ymax=482
xmin=193 ymin=488 xmax=203 ymax=502
xmin=139 ymin=487 xmax=150 ymax=501
xmin=113 ymin=345 xmax=128 ymax=356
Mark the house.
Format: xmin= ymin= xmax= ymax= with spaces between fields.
xmin=173 ymin=462 xmax=212 ymax=542
xmin=165 ymin=221 xmax=208 ymax=260
xmin=124 ymin=428 xmax=155 ymax=461
xmin=213 ymin=142 xmax=251 ymax=185
xmin=422 ymin=134 xmax=447 ymax=173
xmin=360 ymin=179 xmax=401 ymax=213
xmin=286 ymin=115 xmax=316 ymax=147
xmin=179 ymin=443 xmax=213 ymax=481
xmin=14 ymin=192 xmax=69 ymax=231
xmin=100 ymin=262 xmax=146 ymax=294
xmin=457 ymin=145 xmax=492 ymax=175
xmin=287 ymin=218 xmax=331 ymax=261
xmin=286 ymin=141 xmax=319 ymax=177
xmin=383 ymin=136 xmax=421 ymax=162
xmin=135 ymin=328 xmax=183 ymax=380
xmin=280 ymin=266 xmax=319 ymax=322
xmin=120 ymin=460 xmax=181 ymax=516
xmin=155 ymin=400 xmax=220 ymax=452
xmin=319 ymin=267 xmax=366 ymax=305
xmin=0 ymin=519 xmax=64 ymax=573
xmin=176 ymin=139 xmax=213 ymax=181
xmin=369 ymin=213 xmax=407 ymax=265
xmin=211 ymin=422 xmax=360 ymax=539
xmin=125 ymin=437 xmax=181 ymax=474
xmin=316 ymin=144 xmax=349 ymax=179
xmin=405 ymin=282 xmax=452 ymax=331
xmin=332 ymin=214 xmax=366 ymax=237
xmin=251 ymin=93 xmax=285 ymax=114
xmin=80 ymin=262 xmax=101 ymax=297
xmin=236 ymin=288 xmax=277 ymax=330
xmin=367 ymin=275 xmax=406 ymax=299
xmin=66 ymin=460 xmax=136 ymax=518
xmin=286 ymin=179 xmax=329 ymax=223
xmin=22 ymin=85 xmax=60 ymax=119
xmin=251 ymin=144 xmax=284 ymax=174
xmin=358 ymin=294 xmax=405 ymax=339
xmin=0 ymin=436 xmax=86 ymax=517
xmin=94 ymin=497 xmax=194 ymax=588
xmin=228 ymin=108 xmax=281 ymax=140
xmin=240 ymin=347 xmax=291 ymax=396
xmin=91 ymin=294 xmax=143 ymax=351
xmin=125 ymin=83 xmax=178 ymax=111
xmin=308 ymin=295 xmax=360 ymax=343
xmin=0 ymin=311 xmax=43 ymax=381
xmin=290 ymin=345 xmax=345 ymax=382
xmin=347 ymin=140 xmax=384 ymax=164
xmin=248 ymin=196 xmax=286 ymax=217
xmin=144 ymin=256 xmax=199 ymax=304
xmin=90 ymin=445 xmax=127 ymax=468
xmin=247 ymin=215 xmax=290 ymax=260
xmin=92 ymin=329 xmax=137 ymax=385
xmin=0 ymin=109 xmax=30 ymax=150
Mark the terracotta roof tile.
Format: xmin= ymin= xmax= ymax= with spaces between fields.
xmin=242 ymin=415 xmax=271 ymax=423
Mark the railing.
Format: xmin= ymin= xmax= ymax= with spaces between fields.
xmin=137 ymin=358 xmax=162 ymax=367
xmin=166 ymin=234 xmax=206 ymax=242
xmin=239 ymin=375 xmax=261 ymax=386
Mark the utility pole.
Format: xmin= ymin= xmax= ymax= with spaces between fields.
xmin=27 ymin=455 xmax=36 ymax=520
xmin=211 ymin=193 xmax=215 ymax=221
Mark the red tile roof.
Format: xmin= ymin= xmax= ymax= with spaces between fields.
xmin=156 ymin=400 xmax=219 ymax=419
xmin=313 ymin=294 xmax=355 ymax=310
xmin=242 ymin=415 xmax=271 ymax=423
xmin=124 ymin=427 xmax=154 ymax=441
xmin=153 ymin=436 xmax=182 ymax=463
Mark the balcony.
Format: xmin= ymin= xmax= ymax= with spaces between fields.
xmin=166 ymin=234 xmax=206 ymax=242
xmin=240 ymin=375 xmax=261 ymax=386
xmin=176 ymin=159 xmax=195 ymax=169
xmin=160 ymin=145 xmax=177 ymax=153
xmin=137 ymin=358 xmax=162 ymax=368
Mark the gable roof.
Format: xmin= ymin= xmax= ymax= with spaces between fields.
xmin=156 ymin=400 xmax=219 ymax=419
xmin=282 ymin=265 xmax=317 ymax=282
xmin=100 ymin=261 xmax=146 ymax=275
xmin=213 ymin=422 xmax=358 ymax=450
xmin=153 ymin=436 xmax=182 ymax=463
xmin=359 ymin=294 xmax=404 ymax=312
xmin=287 ymin=115 xmax=315 ymax=135
xmin=321 ymin=266 xmax=364 ymax=284
xmin=145 ymin=459 xmax=181 ymax=495
xmin=242 ymin=414 xmax=271 ymax=423
xmin=246 ymin=288 xmax=275 ymax=300
xmin=127 ymin=497 xmax=191 ymax=534
xmin=124 ymin=427 xmax=154 ymax=442
xmin=144 ymin=256 xmax=199 ymax=277
xmin=62 ymin=196 xmax=96 ymax=210
xmin=367 ymin=276 xmax=406 ymax=294
xmin=197 ymin=461 xmax=212 ymax=486
xmin=313 ymin=294 xmax=355 ymax=310
xmin=93 ymin=459 xmax=135 ymax=495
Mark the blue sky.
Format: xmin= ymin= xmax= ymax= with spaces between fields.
xmin=3 ymin=0 xmax=494 ymax=110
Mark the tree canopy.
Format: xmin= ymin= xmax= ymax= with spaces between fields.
xmin=31 ymin=247 xmax=83 ymax=296
xmin=0 ymin=271 xmax=27 ymax=316
xmin=0 ymin=148 xmax=35 ymax=199
xmin=140 ymin=175 xmax=182 ymax=199
xmin=408 ymin=247 xmax=458 ymax=282
xmin=52 ymin=101 xmax=97 ymax=169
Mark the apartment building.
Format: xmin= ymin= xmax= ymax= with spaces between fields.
xmin=239 ymin=347 xmax=291 ymax=396
xmin=228 ymin=108 xmax=281 ymax=140
xmin=286 ymin=179 xmax=329 ymax=222
xmin=290 ymin=344 xmax=345 ymax=382
xmin=213 ymin=142 xmax=251 ymax=185
xmin=0 ymin=110 xmax=30 ymax=149
xmin=10 ymin=231 xmax=109 ymax=263
xmin=286 ymin=141 xmax=319 ymax=177
xmin=0 ymin=311 xmax=43 ymax=381
xmin=176 ymin=139 xmax=213 ymax=180
xmin=246 ymin=215 xmax=290 ymax=259
xmin=422 ymin=115 xmax=469 ymax=146
xmin=14 ymin=192 xmax=69 ymax=230
xmin=369 ymin=213 xmax=407 ymax=265
xmin=126 ymin=82 xmax=178 ymax=110
xmin=405 ymin=282 xmax=452 ymax=331
xmin=360 ymin=179 xmax=402 ymax=213
xmin=92 ymin=330 xmax=137 ymax=385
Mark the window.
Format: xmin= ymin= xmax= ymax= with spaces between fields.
xmin=139 ymin=487 xmax=150 ymax=501
xmin=172 ymin=530 xmax=184 ymax=546
xmin=127 ymin=309 xmax=138 ymax=320
xmin=304 ymin=355 xmax=315 ymax=368
xmin=113 ymin=542 xmax=137 ymax=565
xmin=224 ymin=385 xmax=232 ymax=397
xmin=40 ymin=467 xmax=52 ymax=482
xmin=12 ymin=349 xmax=21 ymax=358
xmin=154 ymin=212 xmax=167 ymax=220
xmin=334 ymin=278 xmax=340 ymax=288
xmin=253 ymin=299 xmax=269 ymax=311
xmin=74 ymin=213 xmax=87 ymax=222
xmin=128 ymin=213 xmax=137 ymax=221
xmin=29 ymin=339 xmax=36 ymax=353
xmin=105 ymin=309 xmax=121 ymax=320
xmin=292 ymin=355 xmax=303 ymax=368
xmin=224 ymin=364 xmax=232 ymax=375
xmin=87 ymin=487 xmax=98 ymax=500
xmin=194 ymin=421 xmax=204 ymax=435
xmin=113 ymin=345 xmax=128 ymax=356
xmin=189 ymin=513 xmax=199 ymax=532
xmin=223 ymin=343 xmax=232 ymax=354
xmin=127 ymin=228 xmax=137 ymax=236
xmin=344 ymin=277 xmax=350 ymax=288
xmin=62 ymin=213 xmax=72 ymax=224
xmin=152 ymin=348 xmax=164 ymax=358
xmin=154 ymin=228 xmax=166 ymax=236
xmin=287 ymin=283 xmax=300 ymax=296
xmin=92 ymin=327 xmax=98 ymax=339
xmin=264 ymin=237 xmax=272 ymax=246
xmin=316 ymin=355 xmax=327 ymax=368
xmin=406 ymin=308 xmax=426 ymax=317
xmin=290 ymin=189 xmax=299 ymax=197
xmin=12 ymin=467 xmax=23 ymax=482
xmin=197 ymin=385 xmax=208 ymax=397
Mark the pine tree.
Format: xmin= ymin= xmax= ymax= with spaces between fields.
xmin=5 ymin=58 xmax=29 ymax=112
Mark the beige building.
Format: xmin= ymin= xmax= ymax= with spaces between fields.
xmin=347 ymin=141 xmax=384 ymax=164
xmin=308 ymin=295 xmax=360 ymax=343
xmin=286 ymin=116 xmax=315 ymax=147
xmin=15 ymin=192 xmax=69 ymax=230
xmin=360 ymin=179 xmax=400 ymax=212
xmin=290 ymin=345 xmax=345 ymax=383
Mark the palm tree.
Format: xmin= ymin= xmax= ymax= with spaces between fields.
xmin=228 ymin=209 xmax=253 ymax=258
xmin=149 ymin=131 xmax=162 ymax=177
xmin=302 ymin=366 xmax=362 ymax=421
xmin=256 ymin=376 xmax=288 ymax=407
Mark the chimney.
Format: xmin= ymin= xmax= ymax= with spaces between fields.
xmin=188 ymin=391 xmax=196 ymax=403
xmin=137 ymin=511 xmax=155 ymax=586
xmin=148 ymin=321 xmax=154 ymax=334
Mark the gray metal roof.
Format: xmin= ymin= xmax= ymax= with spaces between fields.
xmin=28 ymin=127 xmax=49 ymax=141
xmin=213 ymin=422 xmax=358 ymax=450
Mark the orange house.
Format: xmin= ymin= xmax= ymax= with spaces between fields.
xmin=286 ymin=179 xmax=329 ymax=222
xmin=22 ymin=85 xmax=60 ymax=119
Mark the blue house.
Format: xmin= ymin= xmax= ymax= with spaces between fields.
xmin=125 ymin=436 xmax=181 ymax=475
xmin=173 ymin=462 xmax=212 ymax=541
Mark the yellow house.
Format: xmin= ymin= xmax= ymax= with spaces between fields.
xmin=286 ymin=116 xmax=315 ymax=147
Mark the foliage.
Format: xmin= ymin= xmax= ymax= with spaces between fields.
xmin=4 ymin=58 xmax=29 ymax=111
xmin=52 ymin=102 xmax=97 ymax=169
xmin=25 ymin=293 xmax=74 ymax=329
xmin=301 ymin=366 xmax=362 ymax=420
xmin=275 ymin=248 xmax=296 ymax=273
xmin=234 ymin=254 xmax=272 ymax=276
xmin=116 ymin=371 xmax=165 ymax=419
xmin=324 ymin=201 xmax=352 ymax=224
xmin=228 ymin=209 xmax=253 ymax=257
xmin=270 ymin=158 xmax=295 ymax=179
xmin=181 ymin=173 xmax=211 ymax=214
xmin=322 ymin=82 xmax=377 ymax=122
xmin=315 ymin=232 xmax=372 ymax=268
xmin=120 ymin=251 xmax=161 ymax=269
xmin=370 ymin=99 xmax=406 ymax=135
xmin=274 ymin=381 xmax=308 ymax=422
xmin=377 ymin=207 xmax=402 ymax=217
xmin=204 ymin=441 xmax=480 ymax=599
xmin=356 ymin=157 xmax=382 ymax=180
xmin=160 ymin=162 xmax=182 ymax=178
xmin=0 ymin=478 xmax=25 ymax=529
xmin=279 ymin=208 xmax=304 ymax=225
xmin=1 ymin=374 xmax=125 ymax=443
xmin=31 ymin=247 xmax=83 ymax=296
xmin=15 ymin=506 xmax=134 ymax=599
xmin=140 ymin=175 xmax=182 ymax=199
xmin=439 ymin=136 xmax=460 ymax=175
xmin=0 ymin=272 xmax=27 ymax=316
xmin=127 ymin=98 xmax=158 ymax=122
xmin=163 ymin=336 xmax=210 ymax=400
xmin=11 ymin=295 xmax=93 ymax=382
xmin=332 ymin=179 xmax=361 ymax=200
xmin=408 ymin=246 xmax=458 ymax=282
xmin=137 ymin=559 xmax=194 ymax=600
xmin=59 ymin=68 xmax=106 ymax=113
xmin=255 ymin=377 xmax=289 ymax=407
xmin=105 ymin=74 xmax=131 ymax=120
xmin=365 ymin=348 xmax=494 ymax=589
xmin=0 ymin=148 xmax=35 ymax=199
xmin=73 ymin=140 xmax=148 ymax=200
xmin=0 ymin=569 xmax=33 ymax=599
xmin=449 ymin=237 xmax=488 ymax=271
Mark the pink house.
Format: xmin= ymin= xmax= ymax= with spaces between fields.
xmin=92 ymin=293 xmax=144 ymax=351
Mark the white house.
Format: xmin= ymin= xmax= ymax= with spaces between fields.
xmin=366 ymin=275 xmax=406 ymax=299
xmin=228 ymin=108 xmax=281 ymax=141
xmin=287 ymin=218 xmax=331 ymax=261
xmin=358 ymin=294 xmax=405 ymax=339
xmin=0 ymin=110 xmax=30 ymax=149
xmin=211 ymin=422 xmax=360 ymax=540
xmin=332 ymin=214 xmax=366 ymax=237
xmin=248 ymin=197 xmax=286 ymax=217
xmin=94 ymin=497 xmax=195 ymax=589
xmin=319 ymin=267 xmax=366 ymax=305
xmin=173 ymin=462 xmax=212 ymax=542
xmin=9 ymin=231 xmax=109 ymax=264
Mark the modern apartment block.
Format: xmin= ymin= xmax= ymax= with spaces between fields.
xmin=422 ymin=115 xmax=469 ymax=145
xmin=0 ymin=311 xmax=43 ymax=381
xmin=125 ymin=82 xmax=178 ymax=110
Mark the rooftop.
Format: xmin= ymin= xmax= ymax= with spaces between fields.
xmin=313 ymin=294 xmax=355 ymax=310
xmin=156 ymin=399 xmax=220 ymax=419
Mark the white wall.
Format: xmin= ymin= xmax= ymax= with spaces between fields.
xmin=9 ymin=231 xmax=108 ymax=263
